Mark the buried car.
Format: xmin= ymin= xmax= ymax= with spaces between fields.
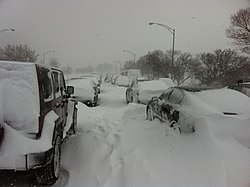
xmin=67 ymin=77 xmax=99 ymax=106
xmin=126 ymin=79 xmax=174 ymax=104
xmin=115 ymin=75 xmax=129 ymax=87
xmin=146 ymin=86 xmax=250 ymax=133
xmin=228 ymin=79 xmax=250 ymax=98
xmin=0 ymin=61 xmax=76 ymax=185
xmin=81 ymin=74 xmax=101 ymax=94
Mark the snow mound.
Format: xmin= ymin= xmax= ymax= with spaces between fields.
xmin=0 ymin=61 xmax=39 ymax=133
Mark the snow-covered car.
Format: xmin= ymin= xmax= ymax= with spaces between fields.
xmin=228 ymin=80 xmax=250 ymax=97
xmin=0 ymin=61 xmax=77 ymax=185
xmin=111 ymin=74 xmax=119 ymax=85
xmin=81 ymin=74 xmax=101 ymax=94
xmin=90 ymin=72 xmax=102 ymax=83
xmin=115 ymin=75 xmax=129 ymax=87
xmin=126 ymin=79 xmax=172 ymax=104
xmin=67 ymin=77 xmax=99 ymax=106
xmin=159 ymin=78 xmax=175 ymax=87
xmin=146 ymin=86 xmax=250 ymax=133
xmin=104 ymin=73 xmax=113 ymax=83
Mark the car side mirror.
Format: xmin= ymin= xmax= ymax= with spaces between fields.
xmin=67 ymin=86 xmax=74 ymax=96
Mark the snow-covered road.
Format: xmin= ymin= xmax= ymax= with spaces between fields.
xmin=55 ymin=83 xmax=250 ymax=187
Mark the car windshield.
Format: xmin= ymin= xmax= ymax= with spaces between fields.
xmin=168 ymin=88 xmax=184 ymax=104
xmin=159 ymin=88 xmax=174 ymax=100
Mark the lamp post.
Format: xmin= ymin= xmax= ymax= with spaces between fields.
xmin=149 ymin=22 xmax=175 ymax=79
xmin=42 ymin=50 xmax=55 ymax=64
xmin=0 ymin=28 xmax=15 ymax=34
xmin=122 ymin=50 xmax=136 ymax=66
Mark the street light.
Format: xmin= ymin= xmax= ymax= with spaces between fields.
xmin=149 ymin=22 xmax=175 ymax=78
xmin=0 ymin=28 xmax=15 ymax=34
xmin=42 ymin=50 xmax=55 ymax=64
xmin=122 ymin=50 xmax=136 ymax=65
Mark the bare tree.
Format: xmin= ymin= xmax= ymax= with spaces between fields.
xmin=226 ymin=8 xmax=250 ymax=54
xmin=198 ymin=49 xmax=247 ymax=86
xmin=62 ymin=65 xmax=73 ymax=75
xmin=172 ymin=52 xmax=194 ymax=85
xmin=0 ymin=44 xmax=39 ymax=62
xmin=48 ymin=58 xmax=60 ymax=68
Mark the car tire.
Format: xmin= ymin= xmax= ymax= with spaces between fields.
xmin=126 ymin=92 xmax=129 ymax=103
xmin=36 ymin=134 xmax=61 ymax=185
xmin=147 ymin=106 xmax=154 ymax=121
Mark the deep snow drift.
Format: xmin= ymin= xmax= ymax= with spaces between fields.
xmin=59 ymin=83 xmax=250 ymax=187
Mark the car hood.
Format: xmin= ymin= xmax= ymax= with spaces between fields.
xmin=183 ymin=88 xmax=250 ymax=119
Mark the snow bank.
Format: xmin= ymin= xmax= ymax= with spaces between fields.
xmin=61 ymin=83 xmax=250 ymax=187
xmin=0 ymin=61 xmax=39 ymax=133
xmin=0 ymin=110 xmax=58 ymax=169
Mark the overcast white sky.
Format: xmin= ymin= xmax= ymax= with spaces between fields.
xmin=0 ymin=0 xmax=249 ymax=68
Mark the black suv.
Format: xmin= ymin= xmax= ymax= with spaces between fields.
xmin=0 ymin=61 xmax=76 ymax=185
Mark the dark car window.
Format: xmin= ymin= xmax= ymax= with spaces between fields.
xmin=130 ymin=80 xmax=136 ymax=88
xmin=168 ymin=88 xmax=184 ymax=104
xmin=52 ymin=72 xmax=60 ymax=94
xmin=59 ymin=73 xmax=66 ymax=93
xmin=39 ymin=68 xmax=53 ymax=101
xmin=230 ymin=85 xmax=242 ymax=92
xmin=241 ymin=87 xmax=250 ymax=97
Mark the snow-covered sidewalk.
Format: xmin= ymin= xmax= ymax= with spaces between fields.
xmin=58 ymin=83 xmax=250 ymax=187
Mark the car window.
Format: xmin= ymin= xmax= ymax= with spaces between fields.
xmin=129 ymin=80 xmax=136 ymax=88
xmin=168 ymin=88 xmax=184 ymax=104
xmin=52 ymin=72 xmax=60 ymax=98
xmin=59 ymin=73 xmax=66 ymax=94
xmin=241 ymin=87 xmax=250 ymax=97
xmin=231 ymin=85 xmax=242 ymax=92
xmin=40 ymin=68 xmax=53 ymax=101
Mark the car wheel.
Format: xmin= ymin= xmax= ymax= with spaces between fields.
xmin=36 ymin=134 xmax=61 ymax=185
xmin=126 ymin=91 xmax=130 ymax=103
xmin=147 ymin=106 xmax=154 ymax=121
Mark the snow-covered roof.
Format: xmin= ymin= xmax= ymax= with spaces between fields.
xmin=183 ymin=88 xmax=250 ymax=117
xmin=0 ymin=61 xmax=40 ymax=133
xmin=137 ymin=80 xmax=170 ymax=91
xmin=67 ymin=77 xmax=96 ymax=89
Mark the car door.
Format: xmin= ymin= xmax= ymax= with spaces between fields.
xmin=52 ymin=71 xmax=64 ymax=125
xmin=59 ymin=73 xmax=68 ymax=127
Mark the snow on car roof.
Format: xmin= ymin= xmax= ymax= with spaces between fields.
xmin=158 ymin=78 xmax=175 ymax=87
xmin=0 ymin=60 xmax=40 ymax=133
xmin=137 ymin=80 xmax=170 ymax=91
xmin=191 ymin=88 xmax=250 ymax=116
xmin=67 ymin=77 xmax=96 ymax=88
